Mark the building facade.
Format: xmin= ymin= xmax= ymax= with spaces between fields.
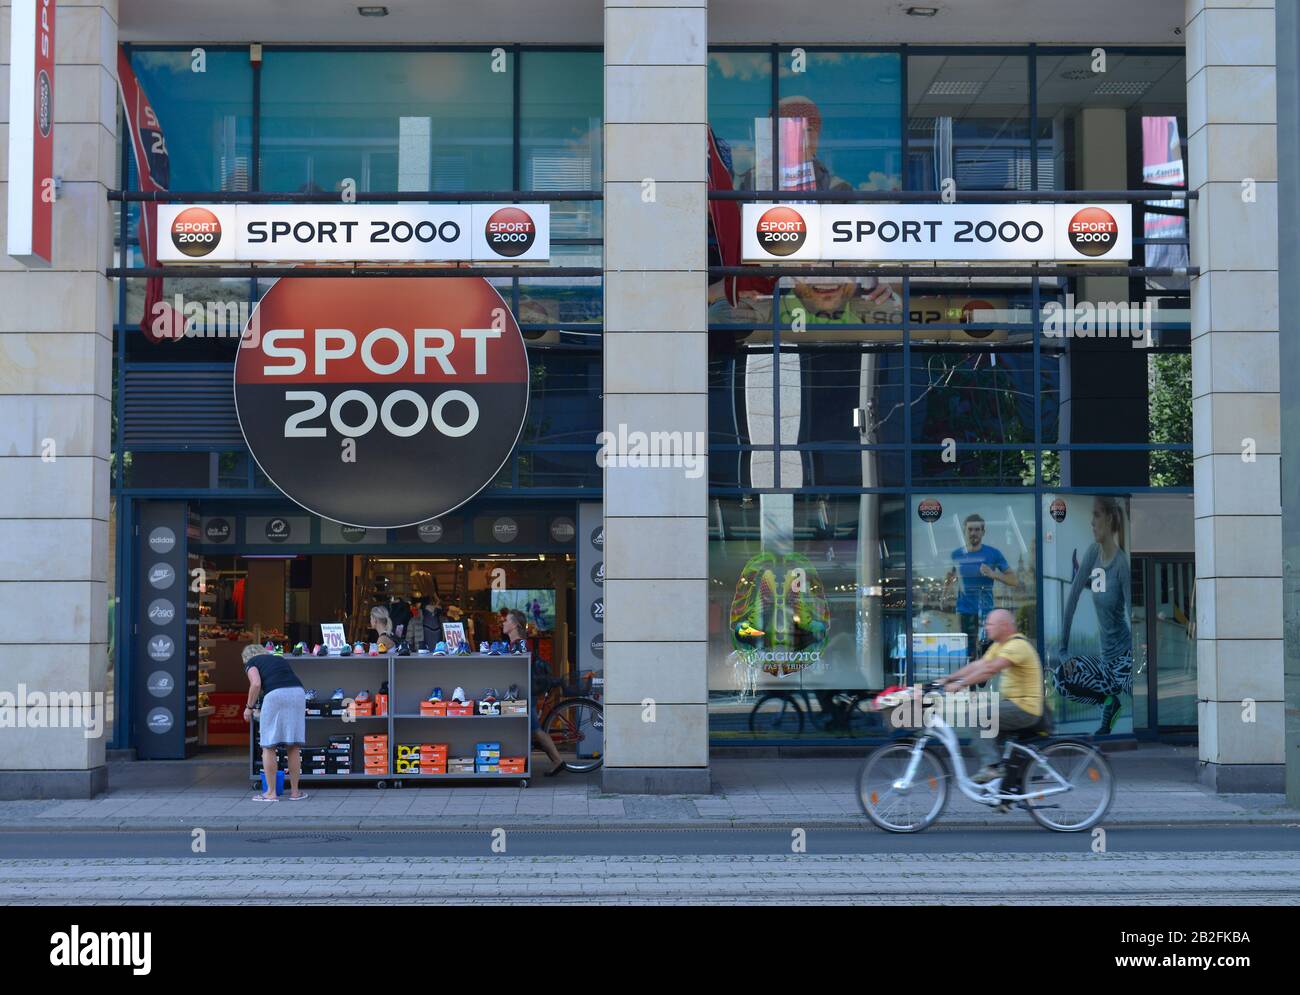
xmin=0 ymin=0 xmax=1288 ymax=797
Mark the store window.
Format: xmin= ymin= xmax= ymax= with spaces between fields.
xmin=907 ymin=54 xmax=1031 ymax=192
xmin=259 ymin=50 xmax=513 ymax=194
xmin=910 ymin=492 xmax=1037 ymax=671
xmin=709 ymin=495 xmax=906 ymax=741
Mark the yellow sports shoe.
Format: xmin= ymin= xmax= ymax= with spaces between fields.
xmin=736 ymin=622 xmax=766 ymax=638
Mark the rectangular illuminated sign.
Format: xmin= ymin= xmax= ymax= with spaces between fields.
xmin=741 ymin=203 xmax=1132 ymax=264
xmin=156 ymin=204 xmax=550 ymax=263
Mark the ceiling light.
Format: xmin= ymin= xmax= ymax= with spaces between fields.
xmin=907 ymin=5 xmax=940 ymax=15
xmin=927 ymin=80 xmax=983 ymax=96
xmin=358 ymin=6 xmax=389 ymax=16
xmin=1093 ymin=80 xmax=1151 ymax=95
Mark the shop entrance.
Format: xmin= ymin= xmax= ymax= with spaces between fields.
xmin=124 ymin=501 xmax=584 ymax=757
xmin=193 ymin=551 xmax=577 ymax=750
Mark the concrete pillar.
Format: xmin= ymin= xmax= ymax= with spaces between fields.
xmin=1277 ymin=0 xmax=1300 ymax=808
xmin=601 ymin=0 xmax=710 ymax=793
xmin=0 ymin=0 xmax=116 ymax=798
xmin=1186 ymin=0 xmax=1284 ymax=791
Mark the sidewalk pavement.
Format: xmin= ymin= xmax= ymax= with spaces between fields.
xmin=0 ymin=745 xmax=1296 ymax=832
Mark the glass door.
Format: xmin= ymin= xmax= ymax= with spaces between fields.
xmin=1132 ymin=555 xmax=1197 ymax=733
xmin=1150 ymin=557 xmax=1197 ymax=729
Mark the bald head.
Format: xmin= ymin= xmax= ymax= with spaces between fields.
xmin=984 ymin=609 xmax=1016 ymax=642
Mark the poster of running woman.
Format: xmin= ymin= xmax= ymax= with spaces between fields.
xmin=1041 ymin=494 xmax=1135 ymax=736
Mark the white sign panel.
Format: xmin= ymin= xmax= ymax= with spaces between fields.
xmin=742 ymin=203 xmax=1132 ymax=264
xmin=320 ymin=623 xmax=346 ymax=654
xmin=6 ymin=0 xmax=56 ymax=266
xmin=157 ymin=203 xmax=550 ymax=263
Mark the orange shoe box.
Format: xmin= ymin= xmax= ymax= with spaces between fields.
xmin=363 ymin=742 xmax=388 ymax=756
xmin=420 ymin=700 xmax=448 ymax=716
xmin=447 ymin=702 xmax=475 ymax=717
xmin=352 ymin=703 xmax=374 ymax=717
xmin=374 ymin=694 xmax=388 ymax=716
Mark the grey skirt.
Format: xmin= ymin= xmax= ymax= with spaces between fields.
xmin=259 ymin=686 xmax=307 ymax=748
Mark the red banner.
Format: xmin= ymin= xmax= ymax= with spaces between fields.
xmin=5 ymin=0 xmax=55 ymax=265
xmin=116 ymin=47 xmax=175 ymax=340
xmin=207 ymin=693 xmax=250 ymax=737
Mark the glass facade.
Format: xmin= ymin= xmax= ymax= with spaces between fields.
xmin=704 ymin=47 xmax=1190 ymax=742
xmin=114 ymin=43 xmax=1191 ymax=749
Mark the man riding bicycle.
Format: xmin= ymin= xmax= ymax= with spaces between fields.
xmin=938 ymin=608 xmax=1047 ymax=785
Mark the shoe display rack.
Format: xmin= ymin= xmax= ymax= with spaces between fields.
xmin=249 ymin=651 xmax=533 ymax=788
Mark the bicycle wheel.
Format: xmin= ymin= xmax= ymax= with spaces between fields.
xmin=1022 ymin=740 xmax=1114 ymax=831
xmin=748 ymin=693 xmax=805 ymax=736
xmin=541 ymin=696 xmax=604 ymax=772
xmin=858 ymin=741 xmax=949 ymax=833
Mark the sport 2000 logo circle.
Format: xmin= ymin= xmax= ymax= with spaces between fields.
xmin=1067 ymin=207 xmax=1118 ymax=258
xmin=234 ymin=276 xmax=529 ymax=528
xmin=170 ymin=207 xmax=223 ymax=258
xmin=484 ymin=207 xmax=537 ymax=258
xmin=756 ymin=206 xmax=808 ymax=257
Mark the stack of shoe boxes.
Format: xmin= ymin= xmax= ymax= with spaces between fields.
xmin=363 ymin=734 xmax=389 ymax=775
xmin=395 ymin=743 xmax=449 ymax=775
xmin=476 ymin=741 xmax=501 ymax=773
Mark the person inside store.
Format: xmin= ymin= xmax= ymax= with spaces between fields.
xmin=503 ymin=608 xmax=566 ymax=777
xmin=406 ymin=594 xmax=444 ymax=650
xmin=370 ymin=605 xmax=396 ymax=652
xmin=242 ymin=642 xmax=308 ymax=802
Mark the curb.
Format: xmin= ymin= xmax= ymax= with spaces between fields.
xmin=0 ymin=814 xmax=1297 ymax=833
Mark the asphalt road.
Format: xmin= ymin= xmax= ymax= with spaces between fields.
xmin=0 ymin=824 xmax=1296 ymax=859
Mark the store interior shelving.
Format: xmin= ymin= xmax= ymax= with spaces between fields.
xmin=249 ymin=651 xmax=532 ymax=787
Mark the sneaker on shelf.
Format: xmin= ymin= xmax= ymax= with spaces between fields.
xmin=292 ymin=641 xmax=307 ymax=656
xmin=451 ymin=686 xmax=467 ymax=703
xmin=433 ymin=641 xmax=448 ymax=656
xmin=331 ymin=688 xmax=345 ymax=703
xmin=313 ymin=643 xmax=327 ymax=656
xmin=368 ymin=643 xmax=380 ymax=657
xmin=479 ymin=641 xmax=490 ymax=654
xmin=303 ymin=688 xmax=318 ymax=702
xmin=455 ymin=643 xmax=470 ymax=655
xmin=355 ymin=689 xmax=372 ymax=703
xmin=418 ymin=642 xmax=431 ymax=655
xmin=506 ymin=684 xmax=520 ymax=702
xmin=264 ymin=641 xmax=275 ymax=653
xmin=352 ymin=642 xmax=366 ymax=656
xmin=339 ymin=643 xmax=353 ymax=656
xmin=379 ymin=681 xmax=389 ymax=696
xmin=396 ymin=641 xmax=411 ymax=656
xmin=482 ymin=688 xmax=498 ymax=703
xmin=427 ymin=687 xmax=443 ymax=702
xmin=511 ymin=642 xmax=527 ymax=654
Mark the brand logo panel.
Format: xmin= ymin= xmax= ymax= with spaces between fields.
xmin=234 ymin=277 xmax=529 ymax=528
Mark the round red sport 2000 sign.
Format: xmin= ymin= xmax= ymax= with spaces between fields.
xmin=234 ymin=276 xmax=529 ymax=529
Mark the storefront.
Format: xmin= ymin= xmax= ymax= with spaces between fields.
xmin=106 ymin=38 xmax=1196 ymax=755
xmin=3 ymin=0 xmax=1283 ymax=798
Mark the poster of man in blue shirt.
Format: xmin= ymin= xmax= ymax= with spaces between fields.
xmin=943 ymin=513 xmax=1020 ymax=659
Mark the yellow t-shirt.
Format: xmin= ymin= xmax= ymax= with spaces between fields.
xmin=982 ymin=635 xmax=1043 ymax=716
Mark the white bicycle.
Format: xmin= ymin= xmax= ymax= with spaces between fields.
xmin=858 ymin=684 xmax=1114 ymax=833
